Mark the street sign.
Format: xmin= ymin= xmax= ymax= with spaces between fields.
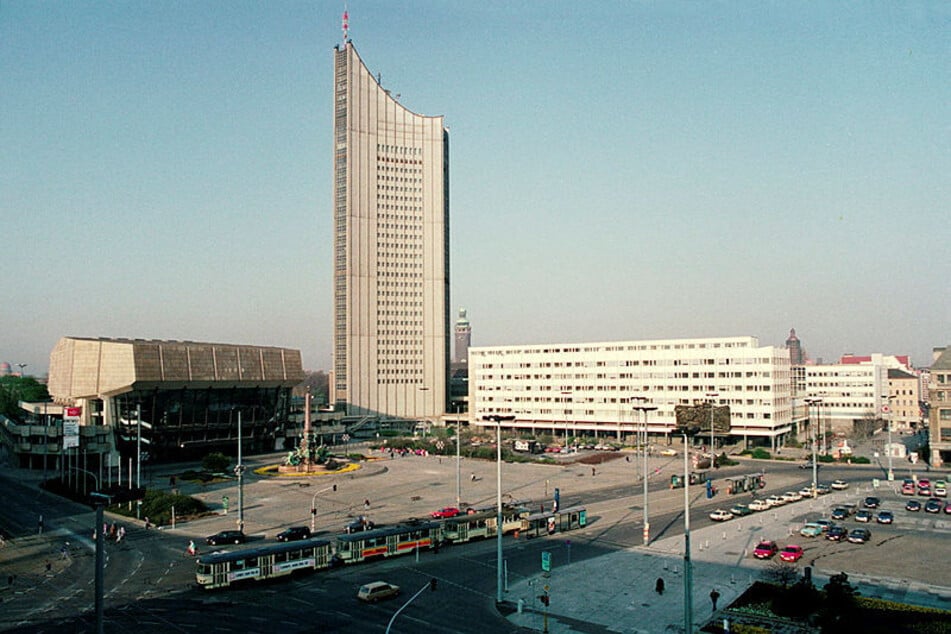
xmin=541 ymin=551 xmax=551 ymax=572
xmin=342 ymin=434 xmax=351 ymax=443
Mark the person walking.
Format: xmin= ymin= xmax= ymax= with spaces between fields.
xmin=186 ymin=540 xmax=197 ymax=556
xmin=363 ymin=499 xmax=370 ymax=511
xmin=655 ymin=578 xmax=665 ymax=595
xmin=710 ymin=588 xmax=720 ymax=610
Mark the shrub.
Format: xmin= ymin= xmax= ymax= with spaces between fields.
xmin=750 ymin=448 xmax=771 ymax=460
xmin=202 ymin=452 xmax=231 ymax=473
xmin=849 ymin=455 xmax=871 ymax=464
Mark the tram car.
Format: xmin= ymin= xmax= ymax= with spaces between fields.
xmin=440 ymin=505 xmax=528 ymax=544
xmin=334 ymin=521 xmax=442 ymax=564
xmin=195 ymin=537 xmax=334 ymax=590
xmin=519 ymin=505 xmax=587 ymax=538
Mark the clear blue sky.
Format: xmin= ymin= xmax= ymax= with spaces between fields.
xmin=2 ymin=1 xmax=948 ymax=375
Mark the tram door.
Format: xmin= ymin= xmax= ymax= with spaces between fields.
xmin=214 ymin=563 xmax=229 ymax=588
xmin=259 ymin=554 xmax=273 ymax=578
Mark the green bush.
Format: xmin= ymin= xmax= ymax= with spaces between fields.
xmin=202 ymin=452 xmax=231 ymax=473
xmin=817 ymin=454 xmax=835 ymax=463
xmin=108 ymin=489 xmax=208 ymax=526
xmin=751 ymin=448 xmax=772 ymax=460
xmin=849 ymin=455 xmax=871 ymax=464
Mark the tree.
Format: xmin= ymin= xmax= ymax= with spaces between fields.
xmin=763 ymin=559 xmax=800 ymax=588
xmin=818 ymin=572 xmax=858 ymax=630
xmin=0 ymin=376 xmax=51 ymax=419
xmin=202 ymin=452 xmax=231 ymax=473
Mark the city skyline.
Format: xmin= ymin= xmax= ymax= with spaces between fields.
xmin=2 ymin=2 xmax=948 ymax=375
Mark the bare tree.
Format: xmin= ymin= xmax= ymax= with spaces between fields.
xmin=763 ymin=559 xmax=800 ymax=588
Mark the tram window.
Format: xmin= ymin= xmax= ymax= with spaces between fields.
xmin=233 ymin=559 xmax=246 ymax=571
xmin=275 ymin=552 xmax=288 ymax=563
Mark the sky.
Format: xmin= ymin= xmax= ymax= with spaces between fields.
xmin=2 ymin=1 xmax=948 ymax=376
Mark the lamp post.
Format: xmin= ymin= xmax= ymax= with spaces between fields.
xmin=16 ymin=363 xmax=27 ymax=376
xmin=310 ymin=484 xmax=338 ymax=533
xmin=884 ymin=394 xmax=895 ymax=481
xmin=706 ymin=393 xmax=719 ymax=466
xmin=682 ymin=429 xmax=693 ymax=634
xmin=805 ymin=398 xmax=822 ymax=498
xmin=236 ymin=410 xmax=245 ymax=532
xmin=632 ymin=398 xmax=657 ymax=546
xmin=483 ymin=414 xmax=515 ymax=605
xmin=455 ymin=410 xmax=462 ymax=508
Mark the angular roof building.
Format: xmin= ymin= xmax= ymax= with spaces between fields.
xmin=331 ymin=40 xmax=450 ymax=420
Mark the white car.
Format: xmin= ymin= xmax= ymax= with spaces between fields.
xmin=659 ymin=448 xmax=678 ymax=457
xmin=709 ymin=509 xmax=734 ymax=522
xmin=831 ymin=480 xmax=849 ymax=490
xmin=782 ymin=491 xmax=803 ymax=503
xmin=748 ymin=499 xmax=771 ymax=511
xmin=799 ymin=486 xmax=816 ymax=497
xmin=765 ymin=495 xmax=785 ymax=507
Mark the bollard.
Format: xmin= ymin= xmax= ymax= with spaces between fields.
xmin=518 ymin=598 xmax=524 ymax=614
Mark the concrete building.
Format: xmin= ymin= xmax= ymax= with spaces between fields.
xmin=927 ymin=346 xmax=951 ymax=468
xmin=468 ymin=336 xmax=793 ymax=449
xmin=43 ymin=337 xmax=303 ymax=463
xmin=454 ymin=308 xmax=471 ymax=365
xmin=793 ymin=356 xmax=890 ymax=440
xmin=785 ymin=328 xmax=804 ymax=365
xmin=331 ymin=39 xmax=450 ymax=421
xmin=887 ymin=368 xmax=923 ymax=432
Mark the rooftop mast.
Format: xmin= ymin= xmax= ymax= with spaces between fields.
xmin=342 ymin=7 xmax=349 ymax=47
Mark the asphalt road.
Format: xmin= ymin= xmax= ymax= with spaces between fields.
xmin=1 ymin=450 xmax=947 ymax=633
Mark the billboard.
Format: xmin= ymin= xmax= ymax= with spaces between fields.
xmin=63 ymin=406 xmax=81 ymax=449
xmin=674 ymin=403 xmax=731 ymax=435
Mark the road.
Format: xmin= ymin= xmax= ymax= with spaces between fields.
xmin=1 ymin=449 xmax=947 ymax=632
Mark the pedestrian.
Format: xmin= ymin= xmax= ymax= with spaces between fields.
xmin=0 ymin=533 xmax=6 ymax=548
xmin=45 ymin=560 xmax=52 ymax=572
xmin=655 ymin=577 xmax=665 ymax=595
xmin=60 ymin=542 xmax=70 ymax=560
xmin=117 ymin=526 xmax=125 ymax=543
xmin=103 ymin=522 xmax=108 ymax=538
xmin=144 ymin=516 xmax=151 ymax=530
xmin=592 ymin=467 xmax=596 ymax=477
xmin=710 ymin=588 xmax=720 ymax=611
xmin=471 ymin=472 xmax=476 ymax=482
xmin=364 ymin=499 xmax=370 ymax=510
xmin=186 ymin=540 xmax=197 ymax=556
xmin=625 ymin=455 xmax=630 ymax=463
xmin=38 ymin=515 xmax=44 ymax=535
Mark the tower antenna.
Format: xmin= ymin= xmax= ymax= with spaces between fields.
xmin=342 ymin=6 xmax=349 ymax=46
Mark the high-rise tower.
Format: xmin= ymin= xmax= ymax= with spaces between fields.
xmin=454 ymin=308 xmax=471 ymax=364
xmin=785 ymin=328 xmax=804 ymax=365
xmin=332 ymin=39 xmax=450 ymax=419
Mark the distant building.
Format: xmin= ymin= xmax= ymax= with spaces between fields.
xmin=785 ymin=328 xmax=804 ymax=365
xmin=793 ymin=356 xmax=890 ymax=438
xmin=454 ymin=308 xmax=471 ymax=364
xmin=887 ymin=368 xmax=923 ymax=432
xmin=331 ymin=39 xmax=450 ymax=421
xmin=469 ymin=336 xmax=793 ymax=449
xmin=927 ymin=346 xmax=951 ymax=468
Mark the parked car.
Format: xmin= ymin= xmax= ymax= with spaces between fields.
xmin=934 ymin=483 xmax=948 ymax=497
xmin=729 ymin=504 xmax=753 ymax=517
xmin=205 ymin=530 xmax=246 ymax=546
xmin=830 ymin=480 xmax=849 ymax=490
xmin=863 ymin=496 xmax=881 ymax=509
xmin=800 ymin=523 xmax=824 ymax=537
xmin=709 ymin=509 xmax=734 ymax=522
xmin=431 ymin=507 xmax=461 ymax=519
xmin=799 ymin=486 xmax=816 ymax=497
xmin=765 ymin=495 xmax=785 ymax=507
xmin=905 ymin=499 xmax=922 ymax=512
xmin=659 ymin=448 xmax=678 ymax=457
xmin=854 ymin=510 xmax=872 ymax=523
xmin=276 ymin=526 xmax=311 ymax=542
xmin=945 ymin=502 xmax=951 ymax=515
xmin=782 ymin=491 xmax=803 ymax=503
xmin=901 ymin=480 xmax=916 ymax=495
xmin=924 ymin=498 xmax=942 ymax=514
xmin=357 ymin=581 xmax=401 ymax=603
xmin=779 ymin=545 xmax=804 ymax=562
xmin=831 ymin=507 xmax=850 ymax=521
xmin=876 ymin=510 xmax=894 ymax=524
xmin=816 ymin=484 xmax=832 ymax=495
xmin=753 ymin=540 xmax=779 ymax=559
xmin=826 ymin=526 xmax=848 ymax=541
xmin=848 ymin=528 xmax=871 ymax=544
xmin=748 ymin=499 xmax=771 ymax=512
xmin=813 ymin=519 xmax=835 ymax=532
xmin=799 ymin=461 xmax=820 ymax=470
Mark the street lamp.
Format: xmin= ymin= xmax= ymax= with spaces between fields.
xmin=682 ymin=429 xmax=693 ymax=634
xmin=236 ymin=410 xmax=245 ymax=532
xmin=310 ymin=484 xmax=337 ymax=532
xmin=483 ymin=414 xmax=515 ymax=605
xmin=706 ymin=393 xmax=719 ymax=466
xmin=805 ymin=398 xmax=822 ymax=498
xmin=883 ymin=394 xmax=896 ymax=481
xmin=16 ymin=363 xmax=28 ymax=376
xmin=631 ymin=398 xmax=657 ymax=546
xmin=454 ymin=408 xmax=462 ymax=508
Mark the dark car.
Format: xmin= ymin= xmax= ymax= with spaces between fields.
xmin=831 ymin=507 xmax=849 ymax=521
xmin=863 ymin=496 xmax=880 ymax=509
xmin=345 ymin=516 xmax=375 ymax=533
xmin=848 ymin=528 xmax=871 ymax=544
xmin=876 ymin=510 xmax=894 ymax=524
xmin=276 ymin=526 xmax=311 ymax=542
xmin=905 ymin=499 xmax=922 ymax=512
xmin=206 ymin=530 xmax=246 ymax=546
xmin=798 ymin=461 xmax=820 ymax=469
xmin=826 ymin=526 xmax=848 ymax=541
xmin=924 ymin=498 xmax=942 ymax=514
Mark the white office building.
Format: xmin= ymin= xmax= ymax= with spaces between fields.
xmin=469 ymin=336 xmax=793 ymax=449
xmin=794 ymin=358 xmax=890 ymax=439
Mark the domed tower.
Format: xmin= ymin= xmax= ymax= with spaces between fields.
xmin=454 ymin=308 xmax=471 ymax=365
xmin=785 ymin=328 xmax=804 ymax=365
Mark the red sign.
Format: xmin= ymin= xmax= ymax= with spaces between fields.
xmin=66 ymin=406 xmax=82 ymax=417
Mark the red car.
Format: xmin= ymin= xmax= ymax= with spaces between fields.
xmin=779 ymin=545 xmax=804 ymax=563
xmin=431 ymin=507 xmax=461 ymax=519
xmin=753 ymin=540 xmax=779 ymax=559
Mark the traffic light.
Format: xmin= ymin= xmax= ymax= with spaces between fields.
xmin=429 ymin=578 xmax=437 ymax=591
xmin=311 ymin=507 xmax=317 ymax=515
xmin=539 ymin=594 xmax=550 ymax=606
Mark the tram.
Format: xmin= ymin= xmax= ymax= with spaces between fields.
xmin=334 ymin=521 xmax=441 ymax=564
xmin=440 ymin=505 xmax=528 ymax=544
xmin=195 ymin=537 xmax=334 ymax=590
xmin=518 ymin=505 xmax=587 ymax=538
